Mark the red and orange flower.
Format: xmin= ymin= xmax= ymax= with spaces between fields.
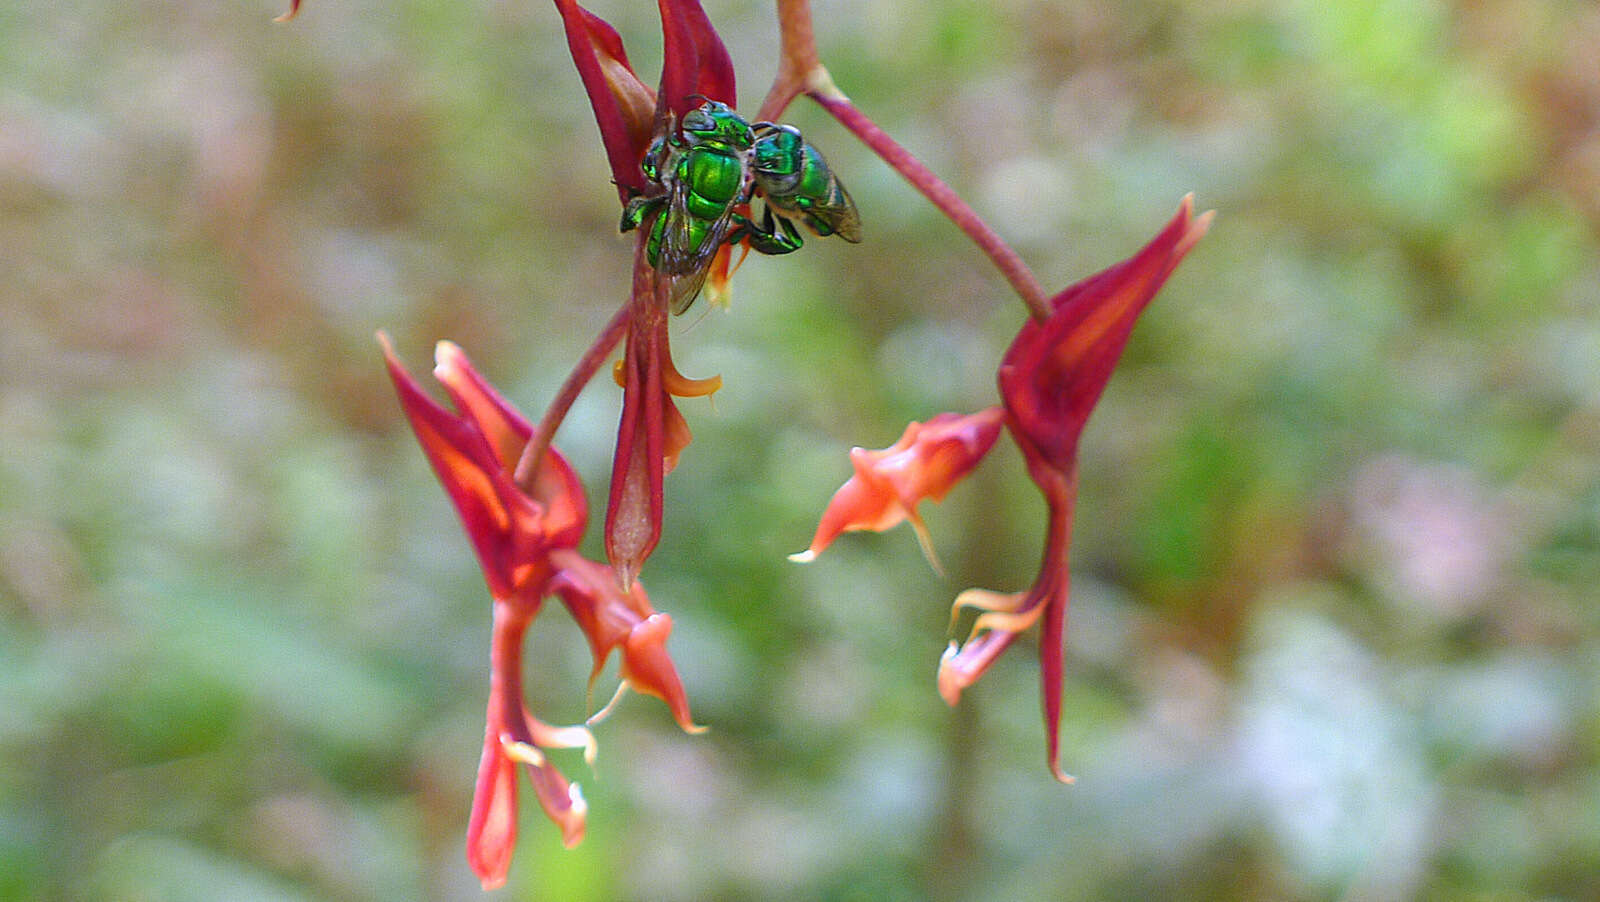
xmin=551 ymin=0 xmax=748 ymax=585
xmin=375 ymin=1 xmax=744 ymax=888
xmin=382 ymin=337 xmax=697 ymax=889
xmin=798 ymin=198 xmax=1212 ymax=781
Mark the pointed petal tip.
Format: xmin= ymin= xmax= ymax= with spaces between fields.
xmin=585 ymin=681 xmax=628 ymax=727
xmin=936 ymin=643 xmax=964 ymax=707
xmin=668 ymin=698 xmax=707 ymax=735
xmin=377 ymin=332 xmax=410 ymax=380
xmin=664 ymin=692 xmax=706 ymax=735
xmin=1052 ymin=765 xmax=1077 ymax=785
xmin=619 ymin=674 xmax=706 ymax=733
xmin=502 ymin=739 xmax=546 ymax=767
xmin=906 ymin=510 xmax=945 ymax=577
xmin=558 ymin=783 xmax=588 ymax=848
xmin=1175 ymin=191 xmax=1214 ymax=221
xmin=788 ymin=549 xmax=817 ymax=564
xmin=1172 ymin=194 xmax=1215 ymax=259
xmin=432 ymin=339 xmax=467 ymax=376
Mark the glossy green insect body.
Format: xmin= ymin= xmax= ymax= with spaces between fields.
xmin=643 ymin=146 xmax=746 ymax=275
xmin=620 ymin=100 xmax=860 ymax=313
xmin=621 ymin=101 xmax=756 ymax=313
xmin=679 ymin=101 xmax=755 ymax=152
xmin=748 ymin=122 xmax=862 ymax=245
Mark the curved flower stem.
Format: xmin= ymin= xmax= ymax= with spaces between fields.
xmin=808 ymin=90 xmax=1051 ymax=320
xmin=514 ymin=303 xmax=632 ymax=491
xmin=765 ymin=1 xmax=1049 ymax=319
xmin=757 ymin=0 xmax=818 ymax=122
xmin=1031 ymin=462 xmax=1076 ymax=785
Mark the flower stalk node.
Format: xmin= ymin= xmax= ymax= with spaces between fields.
xmin=803 ymin=63 xmax=847 ymax=103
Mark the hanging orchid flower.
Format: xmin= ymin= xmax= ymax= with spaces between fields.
xmin=381 ymin=337 xmax=696 ymax=888
xmin=506 ymin=0 xmax=744 ymax=587
xmin=790 ymin=408 xmax=1006 ymax=572
xmin=799 ymin=198 xmax=1212 ymax=780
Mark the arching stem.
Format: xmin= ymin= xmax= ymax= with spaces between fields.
xmin=762 ymin=0 xmax=1050 ymax=319
xmin=514 ymin=303 xmax=631 ymax=491
xmin=808 ymin=88 xmax=1051 ymax=320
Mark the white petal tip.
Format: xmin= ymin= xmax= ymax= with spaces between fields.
xmin=502 ymin=739 xmax=544 ymax=767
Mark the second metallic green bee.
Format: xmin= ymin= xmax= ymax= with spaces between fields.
xmin=621 ymin=100 xmax=861 ymax=314
xmin=735 ymin=121 xmax=862 ymax=256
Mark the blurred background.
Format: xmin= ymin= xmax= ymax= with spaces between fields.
xmin=3 ymin=0 xmax=1598 ymax=898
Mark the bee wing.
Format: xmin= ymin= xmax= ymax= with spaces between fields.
xmin=656 ymin=181 xmax=703 ymax=275
xmin=666 ymin=263 xmax=713 ymax=316
xmin=810 ymin=175 xmax=862 ymax=243
xmin=671 ymin=205 xmax=744 ymax=314
xmin=657 ymin=186 xmax=742 ymax=315
xmin=640 ymin=251 xmax=708 ymax=318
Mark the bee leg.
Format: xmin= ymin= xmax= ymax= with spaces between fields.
xmin=620 ymin=202 xmax=641 ymax=234
xmin=620 ymin=195 xmax=661 ymax=234
xmin=802 ymin=210 xmax=837 ymax=239
xmin=739 ymin=205 xmax=804 ymax=256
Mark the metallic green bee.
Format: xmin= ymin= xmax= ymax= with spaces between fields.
xmin=734 ymin=121 xmax=862 ymax=256
xmin=621 ymin=100 xmax=861 ymax=313
xmin=621 ymin=101 xmax=755 ymax=313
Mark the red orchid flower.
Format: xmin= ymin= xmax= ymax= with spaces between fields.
xmin=548 ymin=0 xmax=740 ymax=586
xmin=790 ymin=408 xmax=1005 ymax=572
xmin=381 ymin=336 xmax=695 ymax=889
xmin=554 ymin=0 xmax=735 ymax=197
xmin=798 ymin=197 xmax=1212 ymax=782
xmin=952 ymin=198 xmax=1211 ymax=779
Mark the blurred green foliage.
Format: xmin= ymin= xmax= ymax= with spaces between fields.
xmin=3 ymin=0 xmax=1598 ymax=899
